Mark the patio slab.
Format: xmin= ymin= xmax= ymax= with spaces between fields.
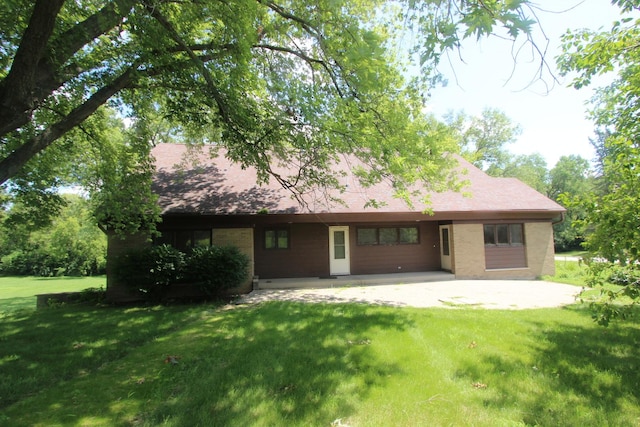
xmin=241 ymin=278 xmax=582 ymax=310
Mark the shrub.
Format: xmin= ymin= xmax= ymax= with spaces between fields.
xmin=0 ymin=243 xmax=106 ymax=277
xmin=184 ymin=245 xmax=250 ymax=295
xmin=115 ymin=244 xmax=185 ymax=301
xmin=0 ymin=247 xmax=58 ymax=276
xmin=76 ymin=287 xmax=107 ymax=304
xmin=608 ymin=265 xmax=640 ymax=287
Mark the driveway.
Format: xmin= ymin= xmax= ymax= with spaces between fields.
xmin=239 ymin=280 xmax=582 ymax=309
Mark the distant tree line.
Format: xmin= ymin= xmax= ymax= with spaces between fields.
xmin=0 ymin=194 xmax=106 ymax=276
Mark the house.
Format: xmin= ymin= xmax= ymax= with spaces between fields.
xmin=106 ymin=143 xmax=565 ymax=301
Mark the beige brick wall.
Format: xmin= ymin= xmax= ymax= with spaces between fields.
xmin=212 ymin=228 xmax=255 ymax=293
xmin=451 ymin=222 xmax=556 ymax=279
xmin=451 ymin=223 xmax=485 ymax=278
xmin=524 ymin=222 xmax=556 ymax=277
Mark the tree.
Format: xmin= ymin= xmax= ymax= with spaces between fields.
xmin=0 ymin=0 xmax=540 ymax=230
xmin=446 ymin=108 xmax=522 ymax=171
xmin=548 ymin=155 xmax=592 ymax=252
xmin=0 ymin=194 xmax=106 ymax=276
xmin=487 ymin=153 xmax=549 ymax=194
xmin=558 ymin=1 xmax=640 ymax=323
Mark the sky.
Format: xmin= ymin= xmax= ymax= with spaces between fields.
xmin=426 ymin=0 xmax=625 ymax=168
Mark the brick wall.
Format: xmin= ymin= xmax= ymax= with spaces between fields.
xmin=212 ymin=228 xmax=255 ymax=293
xmin=451 ymin=224 xmax=485 ymax=278
xmin=451 ymin=222 xmax=556 ymax=279
xmin=524 ymin=222 xmax=556 ymax=277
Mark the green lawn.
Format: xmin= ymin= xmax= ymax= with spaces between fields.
xmin=544 ymin=259 xmax=589 ymax=287
xmin=555 ymin=250 xmax=589 ymax=258
xmin=1 ymin=279 xmax=640 ymax=426
xmin=0 ymin=276 xmax=106 ymax=312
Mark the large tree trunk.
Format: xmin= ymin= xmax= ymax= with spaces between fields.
xmin=0 ymin=0 xmax=65 ymax=136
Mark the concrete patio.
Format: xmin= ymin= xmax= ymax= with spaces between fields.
xmin=255 ymin=271 xmax=455 ymax=290
xmin=243 ymin=273 xmax=582 ymax=310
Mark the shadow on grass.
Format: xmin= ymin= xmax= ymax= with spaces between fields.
xmin=0 ymin=297 xmax=34 ymax=312
xmin=456 ymin=306 xmax=640 ymax=426
xmin=0 ymin=302 xmax=205 ymax=411
xmin=1 ymin=301 xmax=413 ymax=426
xmin=140 ymin=302 xmax=413 ymax=425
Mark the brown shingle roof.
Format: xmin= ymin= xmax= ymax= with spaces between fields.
xmin=151 ymin=143 xmax=564 ymax=216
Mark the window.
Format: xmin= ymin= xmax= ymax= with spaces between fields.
xmin=483 ymin=224 xmax=525 ymax=246
xmin=357 ymin=228 xmax=377 ymax=245
xmin=510 ymin=224 xmax=523 ymax=244
xmin=265 ymin=229 xmax=289 ymax=249
xmin=379 ymin=228 xmax=397 ymax=245
xmin=193 ymin=230 xmax=211 ymax=247
xmin=155 ymin=229 xmax=211 ymax=251
xmin=399 ymin=227 xmax=419 ymax=244
xmin=356 ymin=227 xmax=419 ymax=245
xmin=333 ymin=230 xmax=346 ymax=259
xmin=441 ymin=228 xmax=450 ymax=256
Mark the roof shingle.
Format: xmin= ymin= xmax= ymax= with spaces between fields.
xmin=151 ymin=143 xmax=564 ymax=216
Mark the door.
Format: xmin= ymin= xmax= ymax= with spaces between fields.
xmin=439 ymin=225 xmax=452 ymax=271
xmin=329 ymin=226 xmax=350 ymax=275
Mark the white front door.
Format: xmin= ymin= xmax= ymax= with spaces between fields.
xmin=329 ymin=226 xmax=350 ymax=275
xmin=439 ymin=225 xmax=452 ymax=271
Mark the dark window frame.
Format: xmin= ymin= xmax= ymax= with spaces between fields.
xmin=483 ymin=224 xmax=525 ymax=247
xmin=356 ymin=226 xmax=420 ymax=246
xmin=264 ymin=228 xmax=290 ymax=250
xmin=441 ymin=228 xmax=450 ymax=256
xmin=155 ymin=229 xmax=212 ymax=251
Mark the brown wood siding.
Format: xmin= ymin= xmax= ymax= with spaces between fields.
xmin=350 ymin=222 xmax=441 ymax=274
xmin=254 ymin=223 xmax=329 ymax=278
xmin=156 ymin=216 xmax=445 ymax=277
xmin=484 ymin=246 xmax=527 ymax=269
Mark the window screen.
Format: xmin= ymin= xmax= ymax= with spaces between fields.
xmin=379 ymin=228 xmax=398 ymax=244
xmin=399 ymin=227 xmax=419 ymax=244
xmin=357 ymin=228 xmax=378 ymax=245
xmin=265 ymin=229 xmax=289 ymax=249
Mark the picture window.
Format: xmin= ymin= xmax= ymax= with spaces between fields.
xmin=483 ymin=224 xmax=525 ymax=246
xmin=356 ymin=226 xmax=419 ymax=245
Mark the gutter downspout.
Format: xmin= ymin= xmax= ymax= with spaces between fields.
xmin=552 ymin=212 xmax=565 ymax=225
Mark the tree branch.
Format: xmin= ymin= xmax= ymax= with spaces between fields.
xmin=0 ymin=0 xmax=137 ymax=139
xmin=0 ymin=69 xmax=135 ymax=185
xmin=143 ymin=1 xmax=233 ymax=126
xmin=254 ymin=43 xmax=346 ymax=98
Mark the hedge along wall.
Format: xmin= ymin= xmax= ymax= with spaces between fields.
xmin=105 ymin=228 xmax=255 ymax=303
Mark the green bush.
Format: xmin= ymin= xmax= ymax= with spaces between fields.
xmin=608 ymin=265 xmax=640 ymax=287
xmin=114 ymin=244 xmax=249 ymax=301
xmin=1 ymin=247 xmax=60 ymax=276
xmin=115 ymin=244 xmax=185 ymax=301
xmin=184 ymin=246 xmax=250 ymax=295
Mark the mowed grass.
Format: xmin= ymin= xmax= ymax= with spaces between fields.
xmin=0 ymin=276 xmax=106 ymax=312
xmin=544 ymin=259 xmax=589 ymax=287
xmin=544 ymin=260 xmax=635 ymax=305
xmin=1 ymin=291 xmax=640 ymax=426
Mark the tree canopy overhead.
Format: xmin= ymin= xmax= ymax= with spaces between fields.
xmin=0 ymin=0 xmax=540 ymax=229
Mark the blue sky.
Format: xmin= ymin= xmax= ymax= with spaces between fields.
xmin=426 ymin=0 xmax=624 ymax=168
